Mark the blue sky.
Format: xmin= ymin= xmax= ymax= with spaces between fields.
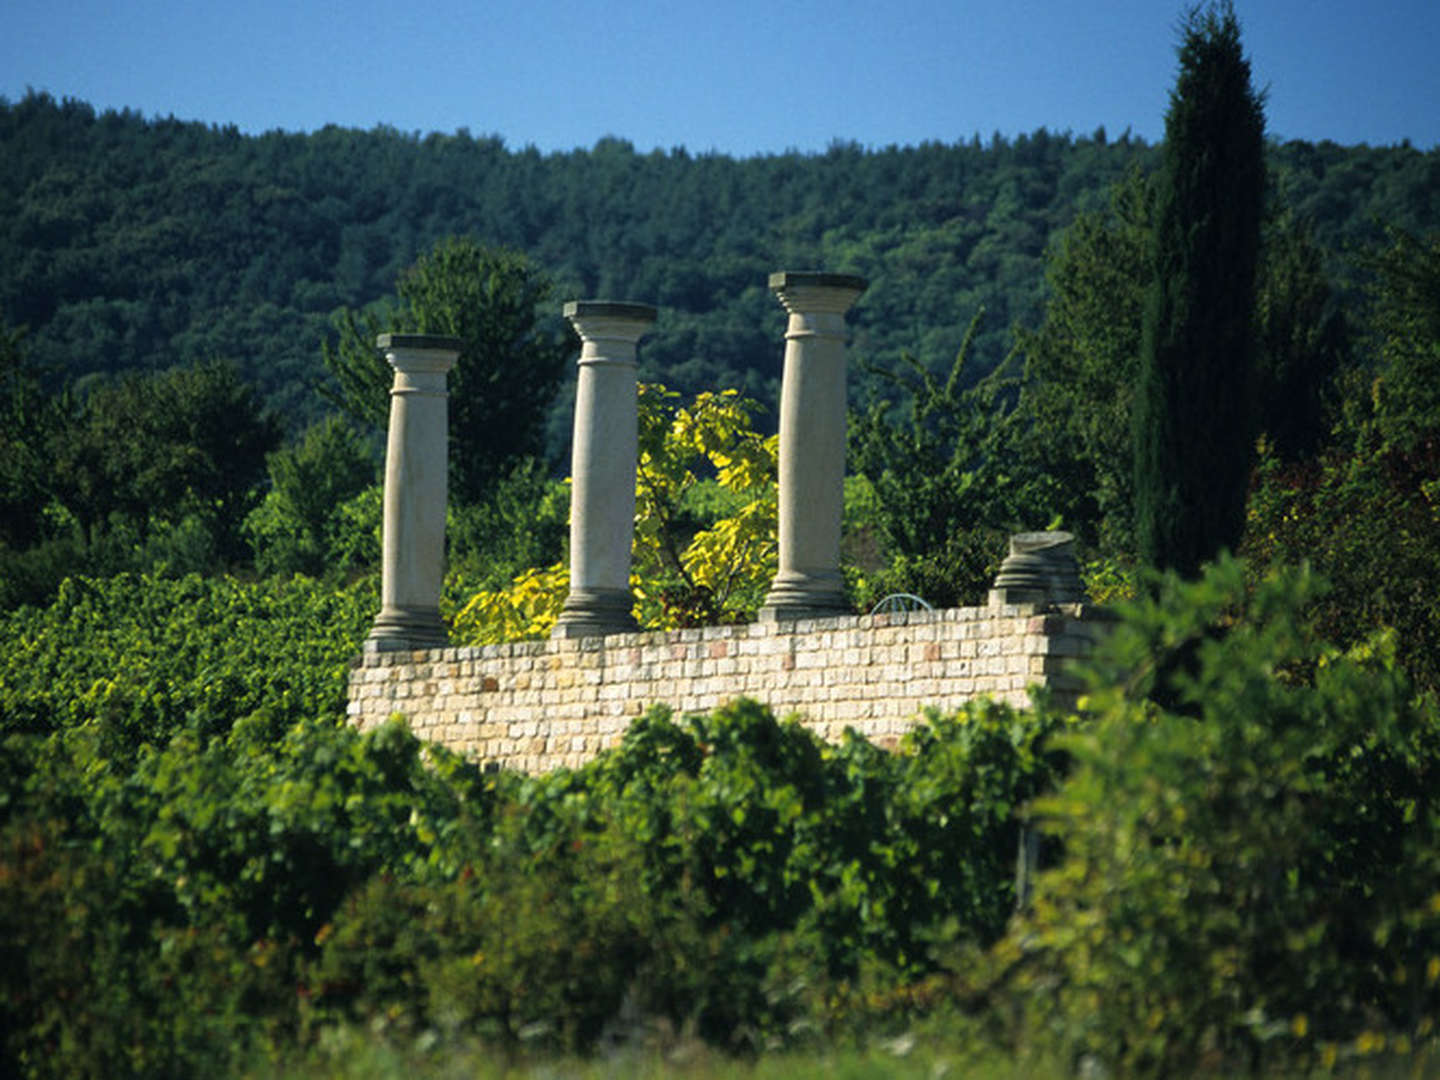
xmin=3 ymin=1 xmax=1436 ymax=154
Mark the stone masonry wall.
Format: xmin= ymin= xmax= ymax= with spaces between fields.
xmin=347 ymin=601 xmax=1105 ymax=773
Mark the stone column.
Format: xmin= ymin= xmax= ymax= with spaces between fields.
xmin=758 ymin=271 xmax=867 ymax=622
xmin=365 ymin=333 xmax=462 ymax=652
xmin=989 ymin=531 xmax=1084 ymax=607
xmin=552 ymin=301 xmax=657 ymax=639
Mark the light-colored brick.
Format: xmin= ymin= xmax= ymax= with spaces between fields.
xmin=347 ymin=603 xmax=1110 ymax=773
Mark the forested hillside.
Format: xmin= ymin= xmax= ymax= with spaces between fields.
xmin=3 ymin=90 xmax=1436 ymax=438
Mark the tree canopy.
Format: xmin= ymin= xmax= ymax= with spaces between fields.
xmin=322 ymin=236 xmax=571 ymax=505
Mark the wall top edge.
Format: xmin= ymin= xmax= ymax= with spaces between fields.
xmin=352 ymin=601 xmax=1110 ymax=668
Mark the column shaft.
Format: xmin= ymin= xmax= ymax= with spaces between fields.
xmin=366 ymin=333 xmax=461 ymax=652
xmin=553 ymin=301 xmax=657 ymax=639
xmin=759 ymin=272 xmax=867 ymax=621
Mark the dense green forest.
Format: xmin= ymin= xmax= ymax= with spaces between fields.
xmin=3 ymin=89 xmax=1436 ymax=433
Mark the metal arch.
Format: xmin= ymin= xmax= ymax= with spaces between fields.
xmin=869 ymin=592 xmax=933 ymax=615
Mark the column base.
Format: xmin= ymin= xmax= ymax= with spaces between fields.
xmin=757 ymin=569 xmax=850 ymax=622
xmin=365 ymin=606 xmax=449 ymax=652
xmin=551 ymin=587 xmax=638 ymax=639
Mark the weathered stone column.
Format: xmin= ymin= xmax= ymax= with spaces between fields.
xmin=989 ymin=531 xmax=1084 ymax=607
xmin=552 ymin=301 xmax=657 ymax=639
xmin=365 ymin=333 xmax=461 ymax=652
xmin=759 ymin=271 xmax=867 ymax=621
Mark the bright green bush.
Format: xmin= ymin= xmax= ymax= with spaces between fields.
xmin=985 ymin=557 xmax=1440 ymax=1075
xmin=554 ymin=698 xmax=1066 ymax=985
xmin=0 ymin=572 xmax=376 ymax=755
xmin=0 ymin=709 xmax=495 ymax=1079
xmin=253 ymin=699 xmax=1068 ymax=1058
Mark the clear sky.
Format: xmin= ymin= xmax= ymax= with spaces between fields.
xmin=3 ymin=0 xmax=1436 ymax=155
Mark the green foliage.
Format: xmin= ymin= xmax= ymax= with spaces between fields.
xmin=1244 ymin=427 xmax=1440 ymax=696
xmin=140 ymin=715 xmax=491 ymax=942
xmin=1134 ymin=4 xmax=1266 ymax=577
xmin=1016 ymin=174 xmax=1352 ymax=560
xmin=445 ymin=455 xmax=569 ymax=591
xmin=1362 ymin=227 xmax=1440 ymax=452
xmin=0 ymin=324 xmax=63 ymax=554
xmin=0 ymin=572 xmax=375 ymax=755
xmin=0 ymin=708 xmax=493 ymax=1079
xmin=985 ymin=557 xmax=1440 ymax=1075
xmin=308 ymin=827 xmax=701 ymax=1054
xmin=243 ymin=414 xmax=378 ymax=578
xmin=0 ymin=673 xmax=1064 ymax=1073
xmin=51 ymin=360 xmax=280 ymax=553
xmin=8 ymin=551 xmax=1440 ymax=1073
xmin=1242 ymin=226 xmax=1440 ymax=696
xmin=3 ymin=90 xmax=1436 ymax=450
xmin=1254 ymin=214 xmax=1352 ymax=462
xmin=0 ymin=357 xmax=280 ymax=607
xmin=853 ymin=530 xmax=1009 ymax=614
xmin=322 ymin=236 xmax=571 ymax=505
xmin=289 ymin=696 xmax=1066 ymax=1055
xmin=849 ymin=312 xmax=1037 ymax=606
xmin=1015 ymin=166 xmax=1153 ymax=556
xmin=453 ymin=384 xmax=777 ymax=641
xmin=574 ymin=698 xmax=1066 ymax=982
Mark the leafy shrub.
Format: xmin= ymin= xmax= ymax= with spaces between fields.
xmin=0 ymin=709 xmax=494 ymax=1079
xmin=452 ymin=385 xmax=777 ymax=641
xmin=984 ymin=557 xmax=1440 ymax=1075
xmin=852 ymin=527 xmax=1008 ymax=610
xmin=309 ymin=829 xmax=693 ymax=1054
xmin=575 ymin=698 xmax=1066 ymax=985
xmin=1244 ymin=424 xmax=1440 ymax=695
xmin=242 ymin=415 xmax=377 ymax=579
xmin=445 ymin=455 xmax=568 ymax=594
xmin=0 ymin=572 xmax=376 ymax=756
xmin=285 ymin=698 xmax=1068 ymax=1057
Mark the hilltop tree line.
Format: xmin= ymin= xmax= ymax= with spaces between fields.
xmin=2 ymin=87 xmax=1436 ymax=429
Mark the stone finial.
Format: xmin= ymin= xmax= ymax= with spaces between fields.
xmin=989 ymin=531 xmax=1084 ymax=606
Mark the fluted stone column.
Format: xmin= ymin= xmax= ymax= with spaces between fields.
xmin=365 ymin=333 xmax=461 ymax=652
xmin=759 ymin=271 xmax=867 ymax=622
xmin=552 ymin=301 xmax=656 ymax=639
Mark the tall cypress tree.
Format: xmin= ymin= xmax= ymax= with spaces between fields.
xmin=1133 ymin=3 xmax=1266 ymax=577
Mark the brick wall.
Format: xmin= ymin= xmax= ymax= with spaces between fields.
xmin=347 ymin=599 xmax=1107 ymax=773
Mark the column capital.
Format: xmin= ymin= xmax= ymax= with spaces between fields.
xmin=768 ymin=271 xmax=867 ymax=317
xmin=564 ymin=301 xmax=657 ymax=364
xmin=376 ymin=333 xmax=463 ymax=375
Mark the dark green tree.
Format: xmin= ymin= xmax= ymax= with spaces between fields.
xmin=1362 ymin=226 xmax=1440 ymax=451
xmin=0 ymin=325 xmax=61 ymax=552
xmin=322 ymin=236 xmax=572 ymax=506
xmin=848 ymin=312 xmax=1035 ymax=607
xmin=48 ymin=360 xmax=278 ymax=561
xmin=243 ymin=415 xmax=377 ymax=577
xmin=1016 ymin=166 xmax=1154 ymax=556
xmin=1133 ymin=3 xmax=1266 ymax=577
xmin=1254 ymin=213 xmax=1351 ymax=462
